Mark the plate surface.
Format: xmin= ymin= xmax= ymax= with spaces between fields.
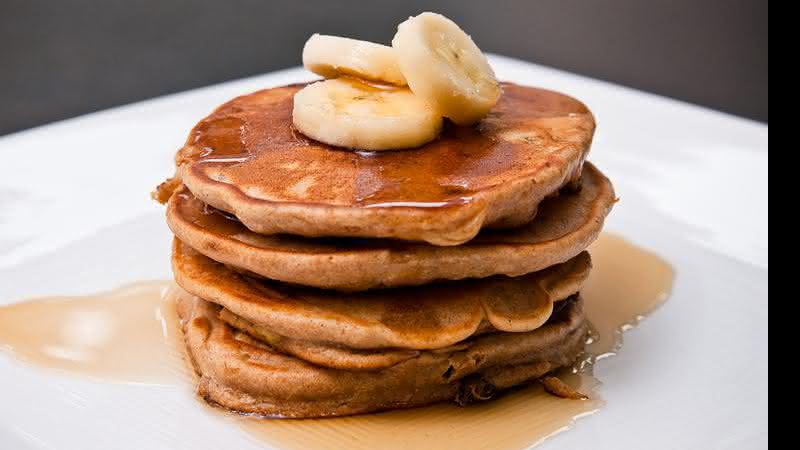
xmin=0 ymin=55 xmax=768 ymax=449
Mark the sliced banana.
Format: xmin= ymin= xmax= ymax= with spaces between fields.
xmin=292 ymin=78 xmax=443 ymax=151
xmin=302 ymin=34 xmax=407 ymax=86
xmin=392 ymin=12 xmax=500 ymax=126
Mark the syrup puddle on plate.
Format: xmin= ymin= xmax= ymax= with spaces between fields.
xmin=0 ymin=281 xmax=190 ymax=385
xmin=0 ymin=233 xmax=673 ymax=450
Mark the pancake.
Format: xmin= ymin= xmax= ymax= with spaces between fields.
xmin=174 ymin=82 xmax=595 ymax=246
xmin=167 ymin=162 xmax=614 ymax=291
xmin=172 ymin=238 xmax=590 ymax=350
xmin=177 ymin=291 xmax=588 ymax=418
xmin=217 ymin=308 xmax=421 ymax=371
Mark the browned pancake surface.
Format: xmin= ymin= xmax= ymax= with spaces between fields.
xmin=176 ymin=82 xmax=595 ymax=245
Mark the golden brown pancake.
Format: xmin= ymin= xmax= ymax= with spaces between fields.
xmin=217 ymin=308 xmax=421 ymax=371
xmin=172 ymin=238 xmax=590 ymax=351
xmin=167 ymin=162 xmax=614 ymax=291
xmin=177 ymin=290 xmax=588 ymax=418
xmin=174 ymin=82 xmax=595 ymax=245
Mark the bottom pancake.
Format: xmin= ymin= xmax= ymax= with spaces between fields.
xmin=177 ymin=290 xmax=588 ymax=418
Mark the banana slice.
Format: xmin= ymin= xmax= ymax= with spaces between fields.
xmin=292 ymin=78 xmax=443 ymax=151
xmin=392 ymin=12 xmax=500 ymax=126
xmin=302 ymin=34 xmax=407 ymax=86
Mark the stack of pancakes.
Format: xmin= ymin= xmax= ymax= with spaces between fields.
xmin=156 ymin=82 xmax=616 ymax=418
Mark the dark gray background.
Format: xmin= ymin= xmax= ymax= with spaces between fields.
xmin=0 ymin=0 xmax=768 ymax=135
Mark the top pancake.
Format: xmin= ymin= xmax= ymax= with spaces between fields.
xmin=176 ymin=82 xmax=595 ymax=245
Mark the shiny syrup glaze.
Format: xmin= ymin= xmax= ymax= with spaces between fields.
xmin=179 ymin=83 xmax=593 ymax=207
xmin=0 ymin=233 xmax=672 ymax=449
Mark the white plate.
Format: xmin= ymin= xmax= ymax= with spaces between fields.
xmin=0 ymin=55 xmax=768 ymax=449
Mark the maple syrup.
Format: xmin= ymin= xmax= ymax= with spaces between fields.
xmin=0 ymin=281 xmax=189 ymax=385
